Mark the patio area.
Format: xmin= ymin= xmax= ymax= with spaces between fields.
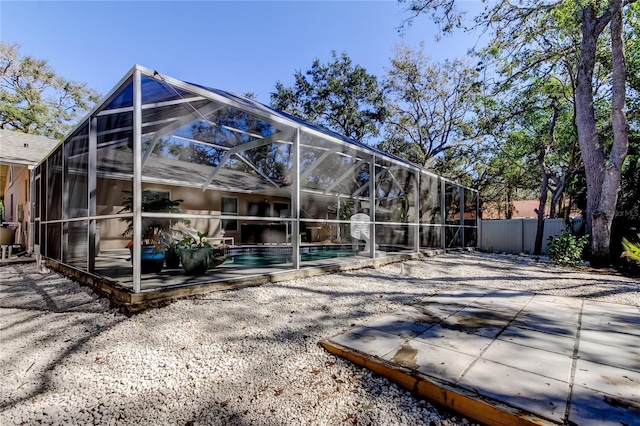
xmin=322 ymin=285 xmax=640 ymax=425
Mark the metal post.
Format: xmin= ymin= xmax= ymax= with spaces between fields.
xmin=33 ymin=172 xmax=40 ymax=265
xmin=29 ymin=169 xmax=35 ymax=253
xmin=42 ymin=159 xmax=47 ymax=261
xmin=414 ymin=172 xmax=420 ymax=253
xmin=291 ymin=128 xmax=300 ymax=269
xmin=369 ymin=154 xmax=376 ymax=258
xmin=460 ymin=187 xmax=465 ymax=248
xmin=336 ymin=195 xmax=341 ymax=243
xmin=440 ymin=179 xmax=446 ymax=250
xmin=132 ymin=68 xmax=143 ymax=293
xmin=62 ymin=142 xmax=68 ymax=263
xmin=476 ymin=190 xmax=480 ymax=248
xmin=88 ymin=117 xmax=97 ymax=273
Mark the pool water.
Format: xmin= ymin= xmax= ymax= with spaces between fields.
xmin=231 ymin=249 xmax=356 ymax=266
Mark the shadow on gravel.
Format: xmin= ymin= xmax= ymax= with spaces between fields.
xmin=346 ymin=269 xmax=638 ymax=295
xmin=345 ymin=253 xmax=639 ymax=304
xmin=0 ymin=265 xmax=126 ymax=411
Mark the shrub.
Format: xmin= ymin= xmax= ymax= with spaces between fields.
xmin=547 ymin=231 xmax=589 ymax=266
xmin=621 ymin=234 xmax=640 ymax=265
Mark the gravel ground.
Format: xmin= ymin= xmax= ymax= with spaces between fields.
xmin=1 ymin=252 xmax=638 ymax=425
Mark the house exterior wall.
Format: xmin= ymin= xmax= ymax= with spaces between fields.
xmin=97 ymin=178 xmax=292 ymax=251
xmin=2 ymin=164 xmax=31 ymax=246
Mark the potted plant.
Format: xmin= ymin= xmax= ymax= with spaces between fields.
xmin=164 ymin=236 xmax=182 ymax=269
xmin=119 ymin=190 xmax=188 ymax=273
xmin=179 ymin=228 xmax=212 ymax=275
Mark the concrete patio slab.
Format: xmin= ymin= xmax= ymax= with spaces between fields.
xmin=329 ymin=326 xmax=405 ymax=358
xmin=497 ymin=325 xmax=576 ymax=356
xmin=321 ymin=286 xmax=640 ymax=426
xmin=414 ymin=324 xmax=498 ymax=355
xmin=577 ymin=339 xmax=640 ymax=372
xmin=364 ymin=314 xmax=434 ymax=338
xmin=479 ymin=340 xmax=572 ymax=382
xmin=510 ymin=315 xmax=579 ymax=338
xmin=573 ymin=359 xmax=640 ymax=400
xmin=569 ymin=385 xmax=640 ymax=426
xmin=382 ymin=339 xmax=476 ymax=381
xmin=579 ymin=328 xmax=640 ymax=351
xmin=457 ymin=359 xmax=569 ymax=423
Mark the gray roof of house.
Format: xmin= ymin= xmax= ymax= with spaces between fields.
xmin=87 ymin=148 xmax=286 ymax=195
xmin=0 ymin=129 xmax=59 ymax=166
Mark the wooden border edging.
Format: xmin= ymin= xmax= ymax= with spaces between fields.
xmin=320 ymin=339 xmax=558 ymax=426
xmin=42 ymin=249 xmax=456 ymax=314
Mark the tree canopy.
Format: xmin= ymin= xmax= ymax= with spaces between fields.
xmin=399 ymin=0 xmax=637 ymax=264
xmin=0 ymin=42 xmax=100 ymax=139
xmin=380 ymin=43 xmax=480 ymax=168
xmin=270 ymin=51 xmax=387 ymax=143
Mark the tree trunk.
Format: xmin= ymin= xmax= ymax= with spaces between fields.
xmin=590 ymin=0 xmax=630 ymax=266
xmin=575 ymin=5 xmax=606 ymax=261
xmin=534 ymin=171 xmax=549 ymax=256
xmin=575 ymin=1 xmax=629 ymax=266
xmin=534 ymin=101 xmax=558 ymax=255
xmin=549 ymin=178 xmax=565 ymax=219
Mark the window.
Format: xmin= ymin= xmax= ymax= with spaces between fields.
xmin=274 ymin=203 xmax=289 ymax=218
xmin=248 ymin=201 xmax=270 ymax=217
xmin=221 ymin=196 xmax=238 ymax=231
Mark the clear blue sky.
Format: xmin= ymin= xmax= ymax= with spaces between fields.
xmin=1 ymin=1 xmax=487 ymax=105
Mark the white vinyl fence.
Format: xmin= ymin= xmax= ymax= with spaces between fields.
xmin=479 ymin=218 xmax=567 ymax=254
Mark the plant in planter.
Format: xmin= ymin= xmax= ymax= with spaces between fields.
xmin=179 ymin=228 xmax=212 ymax=275
xmin=164 ymin=238 xmax=182 ymax=269
xmin=179 ymin=228 xmax=229 ymax=274
xmin=119 ymin=190 xmax=188 ymax=273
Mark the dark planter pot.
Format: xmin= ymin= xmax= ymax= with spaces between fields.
xmin=129 ymin=245 xmax=165 ymax=273
xmin=180 ymin=247 xmax=211 ymax=275
xmin=165 ymin=250 xmax=181 ymax=269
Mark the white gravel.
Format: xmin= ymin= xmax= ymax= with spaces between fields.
xmin=1 ymin=252 xmax=638 ymax=425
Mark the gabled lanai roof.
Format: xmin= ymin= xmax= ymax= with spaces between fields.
xmin=93 ymin=65 xmax=435 ymax=176
xmin=190 ymin=83 xmax=416 ymax=169
xmin=38 ymin=65 xmax=472 ymax=194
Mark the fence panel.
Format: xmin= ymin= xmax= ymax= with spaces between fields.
xmin=480 ymin=219 xmax=524 ymax=253
xmin=479 ymin=218 xmax=566 ymax=254
xmin=542 ymin=219 xmax=566 ymax=252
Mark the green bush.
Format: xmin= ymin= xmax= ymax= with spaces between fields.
xmin=622 ymin=234 xmax=640 ymax=265
xmin=547 ymin=231 xmax=589 ymax=266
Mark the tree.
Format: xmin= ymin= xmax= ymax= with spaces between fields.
xmin=400 ymin=0 xmax=635 ymax=265
xmin=577 ymin=0 xmax=630 ymax=265
xmin=270 ymin=51 xmax=387 ymax=143
xmin=380 ymin=44 xmax=480 ymax=168
xmin=0 ymin=42 xmax=100 ymax=139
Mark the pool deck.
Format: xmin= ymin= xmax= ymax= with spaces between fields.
xmin=321 ymin=285 xmax=640 ymax=426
